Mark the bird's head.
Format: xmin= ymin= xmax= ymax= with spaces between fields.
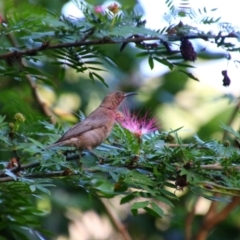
xmin=100 ymin=91 xmax=137 ymax=110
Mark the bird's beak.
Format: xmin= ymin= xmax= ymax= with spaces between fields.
xmin=124 ymin=92 xmax=137 ymax=98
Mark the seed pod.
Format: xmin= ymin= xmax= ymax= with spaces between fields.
xmin=222 ymin=70 xmax=231 ymax=87
xmin=180 ymin=38 xmax=197 ymax=62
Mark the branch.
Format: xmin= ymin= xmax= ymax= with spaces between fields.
xmin=26 ymin=73 xmax=57 ymax=124
xmin=0 ymin=160 xmax=40 ymax=177
xmin=194 ymin=196 xmax=240 ymax=240
xmin=1 ymin=156 xmax=240 ymax=182
xmin=6 ymin=33 xmax=57 ymax=123
xmin=204 ymin=194 xmax=219 ymax=221
xmin=0 ymin=34 xmax=237 ymax=60
xmin=0 ymin=169 xmax=78 ymax=183
xmin=200 ymin=164 xmax=240 ymax=170
xmin=166 ymin=143 xmax=207 ymax=148
xmin=101 ymin=198 xmax=132 ymax=240
xmin=185 ymin=197 xmax=198 ymax=240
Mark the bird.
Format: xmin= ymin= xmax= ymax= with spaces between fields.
xmin=47 ymin=91 xmax=137 ymax=158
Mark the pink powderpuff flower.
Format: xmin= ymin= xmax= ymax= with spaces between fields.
xmin=94 ymin=5 xmax=105 ymax=14
xmin=116 ymin=107 xmax=158 ymax=137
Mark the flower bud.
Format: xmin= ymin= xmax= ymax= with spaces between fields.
xmin=9 ymin=122 xmax=15 ymax=129
xmin=14 ymin=113 xmax=25 ymax=122
xmin=164 ymin=134 xmax=175 ymax=143
xmin=223 ymin=140 xmax=230 ymax=147
xmin=108 ymin=3 xmax=120 ymax=14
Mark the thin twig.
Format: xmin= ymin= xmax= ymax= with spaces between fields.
xmin=6 ymin=34 xmax=56 ymax=123
xmin=200 ymin=164 xmax=240 ymax=170
xmin=101 ymin=198 xmax=132 ymax=240
xmin=205 ymin=195 xmax=219 ymax=221
xmin=0 ymin=161 xmax=40 ymax=177
xmin=185 ymin=197 xmax=198 ymax=240
xmin=25 ymin=74 xmax=56 ymax=123
xmin=79 ymin=27 xmax=96 ymax=42
xmin=1 ymin=158 xmax=240 ymax=180
xmin=0 ymin=170 xmax=77 ymax=183
xmin=194 ymin=196 xmax=240 ymax=240
xmin=166 ymin=143 xmax=207 ymax=148
xmin=0 ymin=34 xmax=236 ymax=60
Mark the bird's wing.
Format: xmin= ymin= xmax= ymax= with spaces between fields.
xmin=55 ymin=114 xmax=109 ymax=143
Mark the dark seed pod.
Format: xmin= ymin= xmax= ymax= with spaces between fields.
xmin=222 ymin=70 xmax=231 ymax=87
xmin=175 ymin=175 xmax=188 ymax=190
xmin=180 ymin=38 xmax=197 ymax=62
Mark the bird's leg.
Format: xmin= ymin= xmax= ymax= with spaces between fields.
xmin=77 ymin=150 xmax=83 ymax=168
xmin=87 ymin=150 xmax=105 ymax=164
xmin=65 ymin=149 xmax=82 ymax=167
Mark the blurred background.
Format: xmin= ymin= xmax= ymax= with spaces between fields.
xmin=1 ymin=0 xmax=240 ymax=239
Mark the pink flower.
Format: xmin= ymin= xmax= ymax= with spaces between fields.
xmin=116 ymin=108 xmax=158 ymax=137
xmin=94 ymin=5 xmax=105 ymax=14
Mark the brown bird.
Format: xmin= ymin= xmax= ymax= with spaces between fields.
xmin=47 ymin=91 xmax=137 ymax=157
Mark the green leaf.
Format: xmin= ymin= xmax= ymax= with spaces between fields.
xmin=153 ymin=57 xmax=174 ymax=70
xmin=140 ymin=184 xmax=155 ymax=196
xmin=35 ymin=185 xmax=51 ymax=195
xmin=92 ymin=72 xmax=108 ymax=87
xmin=27 ymin=137 xmax=46 ymax=150
xmin=111 ymin=26 xmax=161 ymax=38
xmin=120 ymin=193 xmax=135 ymax=204
xmin=220 ymin=123 xmax=240 ymax=139
xmin=178 ymin=69 xmax=199 ymax=81
xmin=4 ymin=170 xmax=17 ymax=180
xmin=12 ymin=229 xmax=30 ymax=240
xmin=150 ymin=202 xmax=164 ymax=217
xmin=101 ymin=56 xmax=117 ymax=67
xmin=148 ymin=56 xmax=154 ymax=69
xmin=131 ymin=201 xmax=149 ymax=216
xmin=131 ymin=201 xmax=149 ymax=209
xmin=159 ymin=188 xmax=178 ymax=199
xmin=166 ymin=55 xmax=184 ymax=60
xmin=173 ymin=62 xmax=195 ymax=68
xmin=201 ymin=16 xmax=221 ymax=24
xmin=58 ymin=67 xmax=65 ymax=81
xmin=131 ymin=208 xmax=138 ymax=216
xmin=30 ymin=185 xmax=37 ymax=192
xmin=135 ymin=52 xmax=150 ymax=57
xmin=109 ymin=171 xmax=118 ymax=182
xmin=155 ymin=195 xmax=174 ymax=207
xmin=144 ymin=206 xmax=159 ymax=217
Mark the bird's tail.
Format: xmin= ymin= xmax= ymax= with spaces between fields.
xmin=46 ymin=142 xmax=62 ymax=149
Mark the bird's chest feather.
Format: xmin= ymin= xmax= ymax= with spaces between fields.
xmin=78 ymin=111 xmax=116 ymax=150
xmin=78 ymin=124 xmax=112 ymax=150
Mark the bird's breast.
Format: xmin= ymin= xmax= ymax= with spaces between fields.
xmin=78 ymin=122 xmax=114 ymax=150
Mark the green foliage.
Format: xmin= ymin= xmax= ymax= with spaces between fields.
xmin=0 ymin=181 xmax=53 ymax=239
xmin=1 ymin=114 xmax=240 ymax=229
xmin=164 ymin=0 xmax=221 ymax=24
